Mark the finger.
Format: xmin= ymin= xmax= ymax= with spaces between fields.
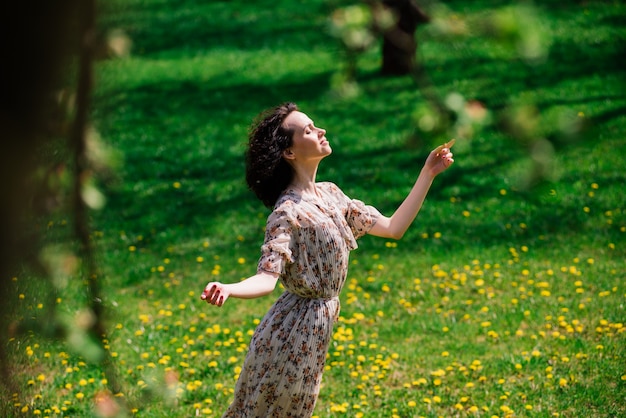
xmin=434 ymin=139 xmax=456 ymax=155
xmin=438 ymin=152 xmax=451 ymax=163
xmin=433 ymin=143 xmax=446 ymax=155
xmin=201 ymin=284 xmax=215 ymax=300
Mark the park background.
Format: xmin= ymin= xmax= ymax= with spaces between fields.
xmin=1 ymin=0 xmax=625 ymax=417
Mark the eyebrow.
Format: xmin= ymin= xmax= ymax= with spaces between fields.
xmin=303 ymin=121 xmax=314 ymax=130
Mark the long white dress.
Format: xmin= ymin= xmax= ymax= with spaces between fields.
xmin=222 ymin=182 xmax=380 ymax=417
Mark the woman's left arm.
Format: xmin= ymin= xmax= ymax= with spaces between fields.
xmin=368 ymin=140 xmax=455 ymax=240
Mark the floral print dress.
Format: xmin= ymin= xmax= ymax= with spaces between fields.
xmin=223 ymin=182 xmax=380 ymax=418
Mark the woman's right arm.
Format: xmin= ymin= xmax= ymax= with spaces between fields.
xmin=201 ymin=271 xmax=279 ymax=307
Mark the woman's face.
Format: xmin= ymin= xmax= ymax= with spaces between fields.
xmin=282 ymin=111 xmax=331 ymax=164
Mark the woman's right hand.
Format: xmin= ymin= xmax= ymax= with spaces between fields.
xmin=201 ymin=282 xmax=230 ymax=307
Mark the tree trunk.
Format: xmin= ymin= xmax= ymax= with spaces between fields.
xmin=381 ymin=0 xmax=430 ymax=75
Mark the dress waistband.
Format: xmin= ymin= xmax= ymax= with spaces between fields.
xmin=285 ymin=292 xmax=340 ymax=323
xmin=286 ymin=291 xmax=339 ymax=302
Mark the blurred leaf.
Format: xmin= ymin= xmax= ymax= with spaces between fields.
xmin=372 ymin=3 xmax=397 ymax=32
xmin=86 ymin=125 xmax=122 ymax=175
xmin=64 ymin=309 xmax=105 ymax=363
xmin=82 ymin=179 xmax=107 ymax=210
xmin=500 ymin=104 xmax=541 ymax=142
xmin=427 ymin=5 xmax=469 ymax=38
xmin=412 ymin=102 xmax=446 ymax=136
xmin=444 ymin=92 xmax=465 ymax=113
xmin=453 ymin=99 xmax=492 ymax=140
xmin=329 ymin=71 xmax=361 ymax=99
xmin=482 ymin=4 xmax=552 ymax=63
xmin=106 ymin=29 xmax=132 ymax=58
xmin=329 ymin=4 xmax=375 ymax=51
xmin=94 ymin=390 xmax=125 ymax=418
xmin=40 ymin=245 xmax=78 ymax=289
xmin=511 ymin=137 xmax=557 ymax=190
xmin=553 ymin=108 xmax=588 ymax=142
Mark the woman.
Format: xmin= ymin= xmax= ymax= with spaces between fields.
xmin=201 ymin=102 xmax=454 ymax=417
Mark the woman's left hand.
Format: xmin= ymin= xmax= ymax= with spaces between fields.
xmin=424 ymin=139 xmax=455 ymax=177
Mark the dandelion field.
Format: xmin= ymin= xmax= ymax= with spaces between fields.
xmin=5 ymin=0 xmax=626 ymax=417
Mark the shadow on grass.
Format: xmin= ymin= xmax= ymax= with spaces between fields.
xmin=100 ymin=0 xmax=335 ymax=57
xmin=94 ymin=0 xmax=626 ymax=285
xmin=95 ymin=71 xmax=335 ymax=249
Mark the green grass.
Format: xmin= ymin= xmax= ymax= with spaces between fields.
xmin=6 ymin=0 xmax=626 ymax=417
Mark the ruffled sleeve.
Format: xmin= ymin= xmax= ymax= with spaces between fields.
xmin=257 ymin=207 xmax=296 ymax=275
xmin=323 ymin=182 xmax=381 ymax=240
xmin=346 ymin=198 xmax=381 ymax=239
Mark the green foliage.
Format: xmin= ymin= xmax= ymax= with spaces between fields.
xmin=6 ymin=0 xmax=625 ymax=417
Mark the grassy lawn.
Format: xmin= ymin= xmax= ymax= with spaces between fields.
xmin=6 ymin=0 xmax=625 ymax=417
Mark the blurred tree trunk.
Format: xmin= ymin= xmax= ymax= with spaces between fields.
xmin=381 ymin=0 xmax=430 ymax=75
xmin=1 ymin=0 xmax=80 ymax=398
xmin=0 ymin=0 xmax=125 ymax=407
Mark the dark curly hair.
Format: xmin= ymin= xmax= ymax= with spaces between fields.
xmin=245 ymin=102 xmax=298 ymax=208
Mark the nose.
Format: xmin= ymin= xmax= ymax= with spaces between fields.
xmin=318 ymin=127 xmax=326 ymax=136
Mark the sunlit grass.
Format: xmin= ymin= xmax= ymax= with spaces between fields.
xmin=9 ymin=239 xmax=624 ymax=416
